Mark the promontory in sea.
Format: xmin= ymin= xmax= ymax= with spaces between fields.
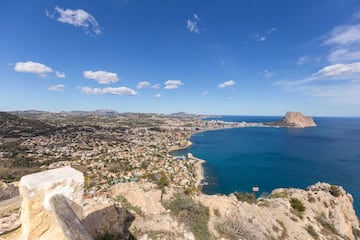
xmin=267 ymin=111 xmax=317 ymax=128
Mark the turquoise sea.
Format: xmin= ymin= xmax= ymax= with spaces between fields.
xmin=173 ymin=116 xmax=360 ymax=214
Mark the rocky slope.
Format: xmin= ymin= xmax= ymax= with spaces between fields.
xmin=80 ymin=182 xmax=360 ymax=240
xmin=270 ymin=112 xmax=317 ymax=128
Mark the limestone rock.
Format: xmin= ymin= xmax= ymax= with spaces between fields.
xmin=18 ymin=166 xmax=84 ymax=240
xmin=111 ymin=182 xmax=166 ymax=215
xmin=270 ymin=111 xmax=317 ymax=128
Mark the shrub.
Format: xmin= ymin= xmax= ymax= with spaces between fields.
xmin=216 ymin=214 xmax=258 ymax=240
xmin=329 ymin=185 xmax=341 ymax=197
xmin=163 ymin=193 xmax=211 ymax=240
xmin=290 ymin=198 xmax=305 ymax=212
xmin=113 ymin=195 xmax=144 ymax=216
xmin=233 ymin=192 xmax=256 ymax=204
xmin=271 ymin=191 xmax=288 ymax=199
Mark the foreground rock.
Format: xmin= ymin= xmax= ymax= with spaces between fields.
xmin=1 ymin=175 xmax=359 ymax=240
xmin=269 ymin=111 xmax=317 ymax=128
xmin=106 ymin=182 xmax=359 ymax=240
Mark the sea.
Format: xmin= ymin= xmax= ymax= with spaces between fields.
xmin=173 ymin=116 xmax=360 ymax=215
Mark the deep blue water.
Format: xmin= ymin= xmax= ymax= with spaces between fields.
xmin=174 ymin=116 xmax=360 ymax=214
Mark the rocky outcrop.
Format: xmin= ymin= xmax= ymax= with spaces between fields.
xmin=18 ymin=167 xmax=86 ymax=240
xmin=106 ymin=181 xmax=359 ymax=240
xmin=270 ymin=111 xmax=316 ymax=128
xmin=198 ymin=182 xmax=359 ymax=240
xmin=2 ymin=168 xmax=359 ymax=240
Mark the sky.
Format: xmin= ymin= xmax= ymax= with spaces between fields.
xmin=1 ymin=0 xmax=360 ymax=116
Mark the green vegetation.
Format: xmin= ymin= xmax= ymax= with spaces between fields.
xmin=157 ymin=170 xmax=169 ymax=190
xmin=113 ymin=195 xmax=144 ymax=216
xmin=290 ymin=198 xmax=305 ymax=219
xmin=290 ymin=198 xmax=305 ymax=212
xmin=329 ymin=185 xmax=341 ymax=197
xmin=163 ymin=192 xmax=211 ymax=240
xmin=270 ymin=191 xmax=289 ymax=199
xmin=215 ymin=217 xmax=256 ymax=240
xmin=233 ymin=192 xmax=256 ymax=204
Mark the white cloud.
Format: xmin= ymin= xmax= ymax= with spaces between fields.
xmin=14 ymin=61 xmax=53 ymax=76
xmin=187 ymin=14 xmax=200 ymax=33
xmin=328 ymin=48 xmax=360 ymax=63
xmin=55 ymin=71 xmax=65 ymax=78
xmin=137 ymin=81 xmax=150 ymax=89
xmin=151 ymin=83 xmax=161 ymax=89
xmin=325 ymin=24 xmax=360 ymax=46
xmin=80 ymin=86 xmax=137 ymax=96
xmin=155 ymin=93 xmax=161 ymax=99
xmin=48 ymin=84 xmax=65 ymax=91
xmin=46 ymin=6 xmax=101 ymax=35
xmin=218 ymin=80 xmax=236 ymax=89
xmin=83 ymin=70 xmax=119 ymax=84
xmin=102 ymin=87 xmax=137 ymax=95
xmin=276 ymin=62 xmax=360 ymax=104
xmin=202 ymin=90 xmax=208 ymax=95
xmin=314 ymin=62 xmax=360 ymax=78
xmin=164 ymin=80 xmax=183 ymax=89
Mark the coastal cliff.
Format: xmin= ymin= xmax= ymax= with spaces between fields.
xmin=1 ymin=169 xmax=360 ymax=240
xmin=92 ymin=182 xmax=359 ymax=240
xmin=270 ymin=111 xmax=317 ymax=128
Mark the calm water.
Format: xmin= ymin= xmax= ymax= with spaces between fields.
xmin=174 ymin=116 xmax=360 ymax=214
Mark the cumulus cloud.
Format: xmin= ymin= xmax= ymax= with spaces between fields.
xmin=83 ymin=70 xmax=119 ymax=84
xmin=48 ymin=84 xmax=65 ymax=91
xmin=187 ymin=14 xmax=200 ymax=33
xmin=164 ymin=80 xmax=183 ymax=89
xmin=55 ymin=71 xmax=65 ymax=78
xmin=46 ymin=6 xmax=101 ymax=35
xmin=80 ymin=86 xmax=137 ymax=96
xmin=137 ymin=81 xmax=150 ymax=89
xmin=218 ymin=80 xmax=236 ymax=89
xmin=151 ymin=83 xmax=161 ymax=89
xmin=155 ymin=93 xmax=161 ymax=99
xmin=14 ymin=61 xmax=53 ymax=76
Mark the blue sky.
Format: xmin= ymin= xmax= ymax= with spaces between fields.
xmin=1 ymin=0 xmax=360 ymax=116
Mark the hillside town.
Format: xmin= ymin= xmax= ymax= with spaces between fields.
xmin=0 ymin=111 xmax=261 ymax=195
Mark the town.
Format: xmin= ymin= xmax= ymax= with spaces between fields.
xmin=0 ymin=111 xmax=262 ymax=196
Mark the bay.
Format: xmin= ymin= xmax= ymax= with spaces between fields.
xmin=174 ymin=116 xmax=360 ymax=214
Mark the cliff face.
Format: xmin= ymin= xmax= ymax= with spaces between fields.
xmin=81 ymin=182 xmax=360 ymax=240
xmin=272 ymin=111 xmax=317 ymax=128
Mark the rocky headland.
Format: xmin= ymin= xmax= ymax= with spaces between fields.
xmin=268 ymin=111 xmax=317 ymax=128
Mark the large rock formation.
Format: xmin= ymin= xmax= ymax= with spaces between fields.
xmin=270 ymin=111 xmax=317 ymax=128
xmin=18 ymin=167 xmax=86 ymax=240
xmin=2 ymin=169 xmax=360 ymax=240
